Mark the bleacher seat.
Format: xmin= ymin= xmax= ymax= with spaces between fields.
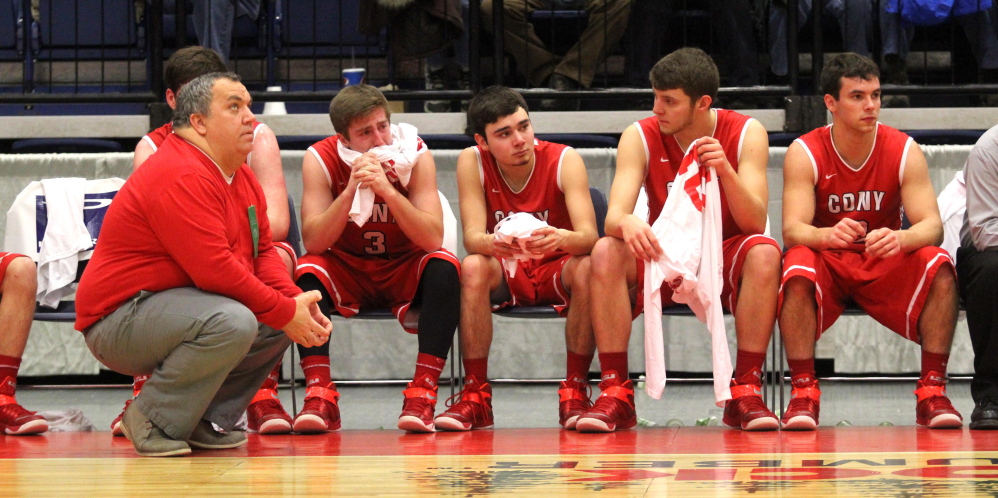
xmin=0 ymin=0 xmax=20 ymax=61
xmin=160 ymin=0 xmax=271 ymax=60
xmin=278 ymin=0 xmax=386 ymax=58
xmin=32 ymin=0 xmax=144 ymax=60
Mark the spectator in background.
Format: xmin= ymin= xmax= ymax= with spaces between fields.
xmin=424 ymin=0 xmax=472 ymax=113
xmin=191 ymin=0 xmax=260 ymax=63
xmin=768 ymin=0 xmax=873 ymax=82
xmin=881 ymin=2 xmax=998 ymax=107
xmin=481 ymin=0 xmax=633 ymax=110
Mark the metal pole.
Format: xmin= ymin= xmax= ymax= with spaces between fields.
xmin=788 ymin=0 xmax=799 ymax=94
xmin=149 ymin=0 xmax=164 ymax=100
xmin=177 ymin=0 xmax=188 ymax=49
xmin=469 ymin=0 xmax=481 ymax=92
xmin=493 ymin=0 xmax=504 ymax=86
xmin=812 ymin=0 xmax=824 ymax=90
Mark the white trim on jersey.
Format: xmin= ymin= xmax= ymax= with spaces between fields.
xmin=297 ymin=262 xmax=359 ymax=315
xmin=497 ymin=151 xmax=536 ymax=195
xmin=736 ymin=118 xmax=754 ymax=164
xmin=898 ymin=136 xmax=914 ymax=187
xmin=142 ymin=135 xmax=158 ymax=152
xmin=307 ymin=146 xmax=333 ymax=190
xmin=474 ymin=147 xmax=484 ymax=188
xmin=794 ymin=138 xmax=820 ymax=186
xmin=246 ymin=122 xmax=267 ymax=166
xmin=556 ymin=146 xmax=571 ymax=193
xmin=635 ymin=121 xmax=651 ymax=179
xmin=830 ymin=123 xmax=878 ymax=172
xmin=905 ymin=252 xmax=950 ymax=341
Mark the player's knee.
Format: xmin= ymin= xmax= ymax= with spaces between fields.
xmin=567 ymin=255 xmax=592 ymax=293
xmin=591 ymin=237 xmax=627 ymax=281
xmin=782 ymin=276 xmax=815 ymax=303
xmin=930 ymin=264 xmax=957 ymax=297
xmin=743 ymin=244 xmax=781 ymax=283
xmin=460 ymin=254 xmax=495 ymax=291
xmin=3 ymin=257 xmax=37 ymax=295
xmin=423 ymin=259 xmax=460 ymax=294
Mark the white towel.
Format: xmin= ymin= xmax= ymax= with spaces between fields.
xmin=937 ymin=170 xmax=965 ymax=262
xmin=643 ymin=140 xmax=732 ymax=406
xmin=337 ymin=123 xmax=427 ymax=227
xmin=36 ymin=178 xmax=93 ymax=308
xmin=494 ymin=212 xmax=548 ymax=278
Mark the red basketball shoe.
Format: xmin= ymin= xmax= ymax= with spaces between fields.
xmin=246 ymin=388 xmax=293 ymax=435
xmin=0 ymin=377 xmax=47 ymax=435
xmin=723 ymin=369 xmax=779 ymax=431
xmin=558 ymin=380 xmax=592 ymax=430
xmin=575 ymin=371 xmax=636 ymax=433
xmin=781 ymin=373 xmax=820 ymax=431
xmin=434 ymin=376 xmax=494 ymax=431
xmin=398 ymin=374 xmax=439 ymax=433
xmin=293 ymin=383 xmax=341 ymax=433
xmin=915 ymin=372 xmax=963 ymax=429
xmin=111 ymin=374 xmax=148 ymax=437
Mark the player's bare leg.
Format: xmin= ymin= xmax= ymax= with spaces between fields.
xmin=0 ymin=257 xmax=48 ymax=435
xmin=914 ymin=265 xmax=962 ymax=428
xmin=559 ymin=255 xmax=595 ymax=429
xmin=724 ymin=244 xmax=781 ymax=431
xmin=434 ymin=254 xmax=502 ymax=431
xmin=778 ymin=276 xmax=821 ymax=430
xmin=576 ymin=238 xmax=637 ymax=432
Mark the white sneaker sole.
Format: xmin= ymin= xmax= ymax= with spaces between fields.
xmin=293 ymin=414 xmax=338 ymax=434
xmin=433 ymin=416 xmax=491 ymax=431
xmin=256 ymin=419 xmax=293 ymax=435
xmin=927 ymin=413 xmax=963 ymax=429
xmin=743 ymin=416 xmax=780 ymax=431
xmin=781 ymin=416 xmax=818 ymax=431
xmin=398 ymin=416 xmax=435 ymax=433
xmin=575 ymin=418 xmax=615 ymax=433
xmin=5 ymin=419 xmax=48 ymax=436
xmin=562 ymin=415 xmax=580 ymax=431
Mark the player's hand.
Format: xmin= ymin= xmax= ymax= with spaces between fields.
xmin=352 ymin=154 xmax=393 ymax=197
xmin=865 ymin=228 xmax=902 ymax=258
xmin=491 ymin=236 xmax=519 ymax=259
xmin=620 ymin=214 xmax=662 ymax=261
xmin=696 ymin=137 xmax=735 ymax=180
xmin=283 ymin=291 xmax=332 ymax=347
xmin=522 ymin=226 xmax=566 ymax=256
xmin=825 ymin=218 xmax=866 ymax=250
xmin=346 ymin=152 xmax=379 ymax=193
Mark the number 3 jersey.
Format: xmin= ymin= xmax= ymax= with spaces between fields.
xmin=308 ymin=135 xmax=424 ymax=258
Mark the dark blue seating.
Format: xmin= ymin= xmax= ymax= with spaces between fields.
xmin=12 ymin=138 xmax=122 ymax=153
xmin=32 ymin=0 xmax=144 ymax=60
xmin=537 ymin=133 xmax=619 ymax=149
xmin=277 ymin=0 xmax=386 ymax=58
xmin=0 ymin=0 xmax=20 ymax=61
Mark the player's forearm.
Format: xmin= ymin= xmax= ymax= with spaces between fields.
xmin=784 ymin=223 xmax=830 ymax=250
xmin=382 ymin=189 xmax=444 ymax=252
xmin=301 ymin=193 xmax=353 ymax=254
xmin=901 ymin=220 xmax=944 ymax=252
xmin=463 ymin=230 xmax=495 ymax=256
xmin=558 ymin=228 xmax=599 ymax=256
xmin=603 ymin=209 xmax=633 ymax=239
xmin=718 ymin=174 xmax=768 ymax=235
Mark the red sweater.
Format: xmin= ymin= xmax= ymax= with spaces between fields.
xmin=75 ymin=134 xmax=299 ymax=332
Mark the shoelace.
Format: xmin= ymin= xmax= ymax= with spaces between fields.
xmin=786 ymin=396 xmax=818 ymax=415
xmin=444 ymin=386 xmax=481 ymax=409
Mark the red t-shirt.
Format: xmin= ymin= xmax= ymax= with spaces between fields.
xmin=76 ymin=133 xmax=299 ymax=331
xmin=636 ymin=109 xmax=753 ymax=240
xmin=795 ymin=123 xmax=912 ymax=249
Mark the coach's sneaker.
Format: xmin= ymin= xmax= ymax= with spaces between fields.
xmin=781 ymin=374 xmax=821 ymax=431
xmin=0 ymin=377 xmax=47 ymax=436
xmin=246 ymin=388 xmax=293 ymax=435
xmin=120 ymin=403 xmax=190 ymax=457
xmin=112 ymin=374 xmax=149 ymax=437
xmin=293 ymin=382 xmax=341 ymax=434
xmin=575 ymin=372 xmax=636 ymax=433
xmin=434 ymin=376 xmax=494 ymax=431
xmin=723 ymin=369 xmax=779 ymax=431
xmin=398 ymin=374 xmax=439 ymax=433
xmin=915 ymin=372 xmax=963 ymax=429
xmin=558 ymin=380 xmax=592 ymax=430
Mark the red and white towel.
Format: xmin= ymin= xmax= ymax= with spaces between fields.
xmin=643 ymin=139 xmax=732 ymax=406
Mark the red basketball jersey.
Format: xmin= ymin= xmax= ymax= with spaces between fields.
xmin=308 ymin=136 xmax=422 ymax=258
xmin=636 ymin=109 xmax=753 ymax=240
xmin=477 ymin=140 xmax=574 ymax=265
xmin=795 ymin=123 xmax=912 ymax=249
